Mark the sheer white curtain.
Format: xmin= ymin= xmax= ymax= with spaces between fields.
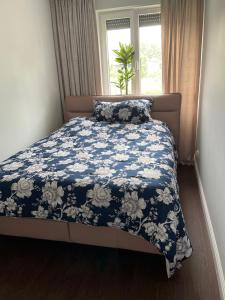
xmin=161 ymin=0 xmax=204 ymax=163
xmin=50 ymin=0 xmax=102 ymax=105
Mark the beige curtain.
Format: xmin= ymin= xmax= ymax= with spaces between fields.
xmin=50 ymin=0 xmax=102 ymax=105
xmin=161 ymin=0 xmax=204 ymax=163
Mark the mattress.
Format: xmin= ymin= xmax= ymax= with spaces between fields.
xmin=0 ymin=117 xmax=192 ymax=277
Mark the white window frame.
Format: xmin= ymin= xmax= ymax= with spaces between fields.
xmin=97 ymin=5 xmax=161 ymax=95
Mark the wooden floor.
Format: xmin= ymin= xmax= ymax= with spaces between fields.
xmin=0 ymin=166 xmax=220 ymax=300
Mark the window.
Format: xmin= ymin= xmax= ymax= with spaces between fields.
xmin=106 ymin=18 xmax=131 ymax=95
xmin=98 ymin=6 xmax=162 ymax=95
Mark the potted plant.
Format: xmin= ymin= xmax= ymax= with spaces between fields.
xmin=112 ymin=43 xmax=135 ymax=95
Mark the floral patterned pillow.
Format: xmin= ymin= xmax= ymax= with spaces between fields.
xmin=93 ymin=99 xmax=153 ymax=123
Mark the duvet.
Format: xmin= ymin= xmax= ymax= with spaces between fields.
xmin=0 ymin=117 xmax=192 ymax=277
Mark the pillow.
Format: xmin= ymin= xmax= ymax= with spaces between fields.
xmin=93 ymin=99 xmax=153 ymax=124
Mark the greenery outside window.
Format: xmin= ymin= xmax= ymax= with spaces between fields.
xmin=97 ymin=5 xmax=162 ymax=95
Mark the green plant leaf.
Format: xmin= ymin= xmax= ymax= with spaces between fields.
xmin=112 ymin=43 xmax=135 ymax=95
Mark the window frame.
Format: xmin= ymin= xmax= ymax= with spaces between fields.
xmin=97 ymin=5 xmax=161 ymax=95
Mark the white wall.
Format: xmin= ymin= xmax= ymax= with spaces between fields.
xmin=0 ymin=0 xmax=62 ymax=162
xmin=197 ymin=0 xmax=225 ymax=275
xmin=95 ymin=0 xmax=159 ymax=10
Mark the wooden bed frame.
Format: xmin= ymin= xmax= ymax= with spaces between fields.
xmin=0 ymin=93 xmax=181 ymax=255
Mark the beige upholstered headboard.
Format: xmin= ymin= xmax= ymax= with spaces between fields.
xmin=64 ymin=94 xmax=181 ymax=147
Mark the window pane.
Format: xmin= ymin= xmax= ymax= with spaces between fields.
xmin=139 ymin=24 xmax=162 ymax=95
xmin=106 ymin=18 xmax=130 ymax=30
xmin=107 ymin=25 xmax=131 ymax=95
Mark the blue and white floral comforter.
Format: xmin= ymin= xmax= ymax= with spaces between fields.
xmin=0 ymin=117 xmax=192 ymax=277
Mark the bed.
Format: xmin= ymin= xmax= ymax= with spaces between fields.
xmin=0 ymin=93 xmax=192 ymax=277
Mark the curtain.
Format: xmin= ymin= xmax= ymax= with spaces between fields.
xmin=161 ymin=0 xmax=204 ymax=163
xmin=50 ymin=0 xmax=102 ymax=106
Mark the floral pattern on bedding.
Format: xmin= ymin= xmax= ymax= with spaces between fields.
xmin=0 ymin=117 xmax=192 ymax=277
xmin=93 ymin=99 xmax=152 ymax=123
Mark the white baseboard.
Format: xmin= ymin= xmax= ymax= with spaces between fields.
xmin=194 ymin=159 xmax=225 ymax=300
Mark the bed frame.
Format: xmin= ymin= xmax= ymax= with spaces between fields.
xmin=0 ymin=94 xmax=181 ymax=256
xmin=64 ymin=94 xmax=181 ymax=146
